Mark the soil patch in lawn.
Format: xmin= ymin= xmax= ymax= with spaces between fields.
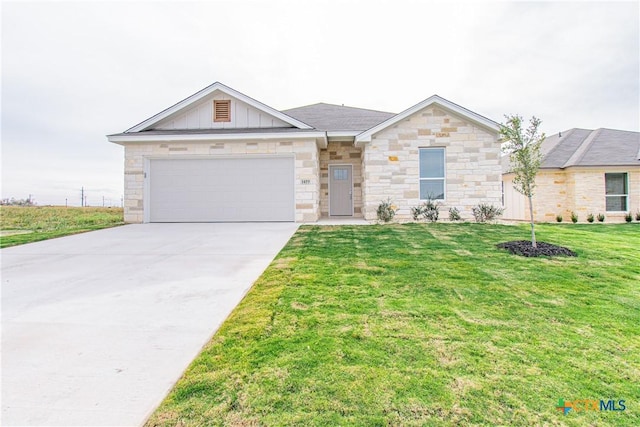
xmin=497 ymin=240 xmax=577 ymax=257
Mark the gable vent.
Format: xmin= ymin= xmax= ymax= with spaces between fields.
xmin=214 ymin=100 xmax=231 ymax=122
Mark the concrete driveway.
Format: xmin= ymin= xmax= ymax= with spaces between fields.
xmin=1 ymin=223 xmax=298 ymax=426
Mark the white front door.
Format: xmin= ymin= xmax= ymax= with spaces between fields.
xmin=329 ymin=165 xmax=353 ymax=216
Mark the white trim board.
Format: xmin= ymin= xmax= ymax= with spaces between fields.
xmin=108 ymin=131 xmax=327 ymax=144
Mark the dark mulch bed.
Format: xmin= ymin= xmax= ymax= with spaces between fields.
xmin=497 ymin=240 xmax=577 ymax=257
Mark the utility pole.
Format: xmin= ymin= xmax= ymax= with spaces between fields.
xmin=103 ymin=196 xmax=105 ymax=207
xmin=81 ymin=187 xmax=84 ymax=207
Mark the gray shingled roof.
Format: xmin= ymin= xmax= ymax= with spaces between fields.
xmin=540 ymin=128 xmax=593 ymax=168
xmin=541 ymin=128 xmax=639 ymax=168
xmin=282 ymin=103 xmax=395 ymax=132
xmin=503 ymin=128 xmax=640 ymax=172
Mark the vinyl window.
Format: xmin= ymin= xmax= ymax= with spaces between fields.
xmin=419 ymin=148 xmax=445 ymax=200
xmin=605 ymin=173 xmax=628 ymax=211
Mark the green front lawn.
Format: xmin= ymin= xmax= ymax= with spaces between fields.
xmin=147 ymin=223 xmax=639 ymax=426
xmin=0 ymin=206 xmax=124 ymax=248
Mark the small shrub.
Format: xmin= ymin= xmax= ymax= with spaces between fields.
xmin=587 ymin=213 xmax=594 ymax=223
xmin=571 ymin=211 xmax=578 ymax=223
xmin=597 ymin=213 xmax=605 ymax=222
xmin=636 ymin=211 xmax=640 ymax=221
xmin=410 ymin=199 xmax=441 ymax=222
xmin=472 ymin=203 xmax=504 ymax=223
xmin=422 ymin=199 xmax=440 ymax=222
xmin=449 ymin=207 xmax=461 ymax=221
xmin=410 ymin=205 xmax=424 ymax=221
xmin=556 ymin=214 xmax=563 ymax=223
xmin=376 ymin=198 xmax=396 ymax=223
xmin=625 ymin=212 xmax=633 ymax=223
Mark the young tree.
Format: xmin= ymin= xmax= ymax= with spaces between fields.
xmin=500 ymin=115 xmax=545 ymax=248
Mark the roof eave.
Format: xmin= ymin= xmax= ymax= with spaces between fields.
xmin=107 ymin=131 xmax=326 ymax=145
xmin=544 ymin=163 xmax=640 ymax=170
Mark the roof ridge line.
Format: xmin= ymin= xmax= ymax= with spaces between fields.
xmin=564 ymin=128 xmax=602 ymax=168
xmin=282 ymin=102 xmax=395 ymax=115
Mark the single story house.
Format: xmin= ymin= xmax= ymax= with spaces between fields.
xmin=502 ymin=128 xmax=640 ymax=223
xmin=108 ymin=82 xmax=502 ymax=223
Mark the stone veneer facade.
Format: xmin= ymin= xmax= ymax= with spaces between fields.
xmin=361 ymin=106 xmax=501 ymax=221
xmin=121 ymin=108 xmax=505 ymax=224
xmin=504 ymin=167 xmax=640 ymax=223
xmin=122 ymin=139 xmax=320 ymax=223
xmin=319 ymin=141 xmax=364 ymax=217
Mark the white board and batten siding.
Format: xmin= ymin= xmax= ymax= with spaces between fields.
xmin=502 ymin=178 xmax=527 ymax=220
xmin=148 ymin=157 xmax=295 ymax=222
xmin=155 ymin=91 xmax=291 ymax=130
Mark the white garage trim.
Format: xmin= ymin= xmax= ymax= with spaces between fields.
xmin=109 ymin=131 xmax=326 ymax=144
xmin=144 ymin=155 xmax=295 ymax=222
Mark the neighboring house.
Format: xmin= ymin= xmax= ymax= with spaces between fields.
xmin=108 ymin=82 xmax=502 ymax=223
xmin=502 ymin=128 xmax=640 ymax=223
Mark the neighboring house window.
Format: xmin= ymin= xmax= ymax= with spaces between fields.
xmin=419 ymin=147 xmax=445 ymax=200
xmin=605 ymin=173 xmax=628 ymax=211
xmin=214 ymin=100 xmax=231 ymax=122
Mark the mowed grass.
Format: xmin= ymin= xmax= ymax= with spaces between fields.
xmin=0 ymin=206 xmax=124 ymax=248
xmin=147 ymin=223 xmax=640 ymax=426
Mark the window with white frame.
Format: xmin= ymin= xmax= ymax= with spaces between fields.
xmin=605 ymin=173 xmax=628 ymax=211
xmin=419 ymin=147 xmax=445 ymax=200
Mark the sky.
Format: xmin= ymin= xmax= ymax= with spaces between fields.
xmin=2 ymin=0 xmax=639 ymax=206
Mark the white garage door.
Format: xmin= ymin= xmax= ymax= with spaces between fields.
xmin=149 ymin=157 xmax=295 ymax=222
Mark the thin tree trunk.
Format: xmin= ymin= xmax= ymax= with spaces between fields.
xmin=528 ymin=195 xmax=537 ymax=248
